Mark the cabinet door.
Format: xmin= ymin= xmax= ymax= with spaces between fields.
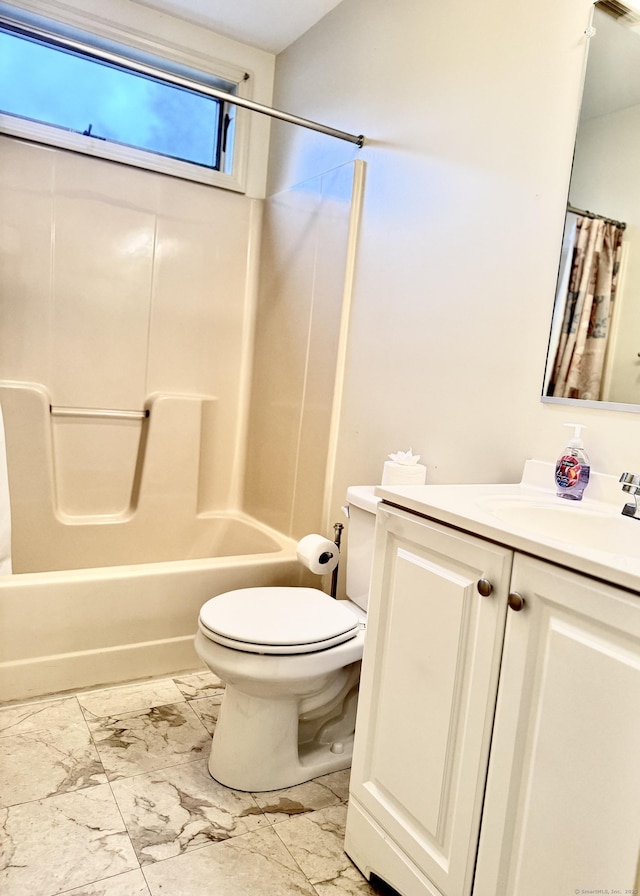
xmin=347 ymin=505 xmax=512 ymax=896
xmin=474 ymin=554 xmax=640 ymax=896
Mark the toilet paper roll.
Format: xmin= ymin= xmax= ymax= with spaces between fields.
xmin=296 ymin=534 xmax=339 ymax=575
xmin=382 ymin=461 xmax=427 ymax=486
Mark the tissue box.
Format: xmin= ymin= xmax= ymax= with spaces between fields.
xmin=382 ymin=461 xmax=427 ymax=486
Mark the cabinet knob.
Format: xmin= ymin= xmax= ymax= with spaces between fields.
xmin=477 ymin=578 xmax=493 ymax=597
xmin=507 ymin=591 xmax=525 ymax=612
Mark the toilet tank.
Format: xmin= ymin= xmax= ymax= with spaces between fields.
xmin=345 ymin=486 xmax=381 ymax=611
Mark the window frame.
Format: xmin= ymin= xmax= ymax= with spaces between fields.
xmin=0 ymin=5 xmax=253 ymax=192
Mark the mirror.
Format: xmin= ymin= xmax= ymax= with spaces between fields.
xmin=542 ymin=3 xmax=640 ymax=411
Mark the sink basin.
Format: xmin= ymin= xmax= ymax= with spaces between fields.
xmin=375 ymin=460 xmax=640 ymax=589
xmin=477 ymin=496 xmax=640 ymax=557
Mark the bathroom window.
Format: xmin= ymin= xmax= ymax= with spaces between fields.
xmin=0 ymin=18 xmax=244 ymax=190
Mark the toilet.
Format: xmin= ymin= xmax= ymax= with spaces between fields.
xmin=194 ymin=486 xmax=379 ymax=792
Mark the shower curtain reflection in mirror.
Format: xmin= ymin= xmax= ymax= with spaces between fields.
xmin=545 ymin=212 xmax=625 ymax=401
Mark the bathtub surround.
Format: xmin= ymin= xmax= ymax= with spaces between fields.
xmin=0 ymin=670 xmax=373 ymax=896
xmin=244 ymin=161 xmax=364 ymax=537
xmin=0 ymin=137 xmax=360 ymax=700
xmin=0 ymin=129 xmax=362 ymax=536
xmin=0 ymin=139 xmax=259 ymax=516
xmin=0 ymin=404 xmax=10 ymax=575
xmin=0 ymin=384 xmax=296 ymax=573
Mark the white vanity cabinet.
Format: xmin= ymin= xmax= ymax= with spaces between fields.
xmin=473 ymin=552 xmax=640 ymax=896
xmin=346 ymin=503 xmax=513 ymax=896
xmin=345 ymin=500 xmax=640 ymax=896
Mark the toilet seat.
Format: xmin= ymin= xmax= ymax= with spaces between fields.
xmin=199 ymin=587 xmax=359 ymax=655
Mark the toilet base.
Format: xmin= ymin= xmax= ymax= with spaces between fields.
xmin=209 ymin=720 xmax=354 ymax=793
xmin=194 ymin=627 xmax=363 ymax=792
xmin=208 ymin=673 xmax=359 ymax=792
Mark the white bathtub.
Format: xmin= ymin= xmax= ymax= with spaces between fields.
xmin=0 ymin=383 xmax=308 ymax=703
xmin=0 ymin=515 xmax=302 ymax=703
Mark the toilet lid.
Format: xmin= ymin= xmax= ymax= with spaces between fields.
xmin=198 ymin=587 xmax=360 ymax=655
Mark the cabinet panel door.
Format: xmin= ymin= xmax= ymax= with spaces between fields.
xmin=474 ymin=554 xmax=640 ymax=896
xmin=348 ymin=505 xmax=511 ymax=896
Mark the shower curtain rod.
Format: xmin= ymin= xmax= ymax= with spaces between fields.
xmin=568 ymin=204 xmax=626 ymax=230
xmin=1 ymin=17 xmax=365 ymax=148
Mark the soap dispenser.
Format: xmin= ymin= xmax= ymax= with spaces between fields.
xmin=555 ymin=423 xmax=590 ymax=501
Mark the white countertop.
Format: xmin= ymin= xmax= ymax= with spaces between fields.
xmin=374 ymin=460 xmax=640 ymax=595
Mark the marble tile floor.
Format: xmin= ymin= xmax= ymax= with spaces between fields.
xmin=0 ymin=671 xmax=380 ymax=896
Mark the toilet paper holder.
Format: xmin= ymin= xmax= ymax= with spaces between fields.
xmin=330 ymin=522 xmax=344 ymax=599
xmin=296 ymin=525 xmax=344 ymax=598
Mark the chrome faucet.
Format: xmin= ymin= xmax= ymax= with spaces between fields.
xmin=620 ymin=473 xmax=640 ymax=520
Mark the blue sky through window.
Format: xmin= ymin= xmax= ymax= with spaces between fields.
xmin=0 ymin=28 xmax=223 ymax=168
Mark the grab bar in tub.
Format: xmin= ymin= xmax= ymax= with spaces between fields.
xmin=49 ymin=406 xmax=149 ymax=420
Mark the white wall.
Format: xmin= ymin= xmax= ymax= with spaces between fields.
xmin=268 ymin=0 xmax=640 ymax=525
